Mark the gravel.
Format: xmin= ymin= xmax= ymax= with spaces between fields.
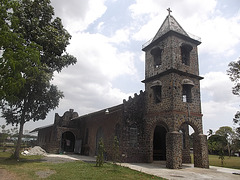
xmin=23 ymin=146 xmax=47 ymax=156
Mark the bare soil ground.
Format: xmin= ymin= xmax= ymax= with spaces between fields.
xmin=0 ymin=168 xmax=19 ymax=180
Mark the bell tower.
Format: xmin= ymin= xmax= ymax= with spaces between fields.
xmin=142 ymin=9 xmax=209 ymax=169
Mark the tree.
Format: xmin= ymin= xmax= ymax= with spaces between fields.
xmin=112 ymin=136 xmax=120 ymax=164
xmin=0 ymin=0 xmax=39 ymax=100
xmin=207 ymin=129 xmax=213 ymax=137
xmin=227 ymin=58 xmax=240 ymax=127
xmin=232 ymin=127 xmax=240 ymax=154
xmin=0 ymin=0 xmax=76 ymax=159
xmin=208 ymin=134 xmax=227 ymax=155
xmin=96 ymin=138 xmax=105 ymax=167
xmin=215 ymin=126 xmax=235 ymax=157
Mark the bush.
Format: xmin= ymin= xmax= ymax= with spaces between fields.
xmin=96 ymin=138 xmax=105 ymax=167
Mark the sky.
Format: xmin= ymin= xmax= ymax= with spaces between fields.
xmin=1 ymin=0 xmax=240 ymax=135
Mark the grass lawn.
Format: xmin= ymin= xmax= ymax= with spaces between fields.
xmin=208 ymin=155 xmax=240 ymax=169
xmin=0 ymin=152 xmax=165 ymax=180
xmin=190 ymin=154 xmax=240 ymax=169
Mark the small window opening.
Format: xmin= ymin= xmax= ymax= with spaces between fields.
xmin=152 ymin=85 xmax=162 ymax=103
xmin=150 ymin=47 xmax=162 ymax=68
xmin=181 ymin=44 xmax=193 ymax=66
xmin=182 ymin=84 xmax=192 ymax=103
xmin=154 ymin=53 xmax=161 ymax=67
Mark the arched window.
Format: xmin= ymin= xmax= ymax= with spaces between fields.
xmin=181 ymin=43 xmax=193 ymax=66
xmin=150 ymin=47 xmax=163 ymax=68
xmin=182 ymin=79 xmax=194 ymax=103
xmin=151 ymin=80 xmax=162 ymax=103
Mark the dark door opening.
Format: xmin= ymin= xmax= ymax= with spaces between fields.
xmin=61 ymin=131 xmax=75 ymax=152
xmin=153 ymin=126 xmax=167 ymax=160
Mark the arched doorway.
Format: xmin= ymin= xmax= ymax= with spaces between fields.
xmin=179 ymin=123 xmax=192 ymax=163
xmin=61 ymin=131 xmax=75 ymax=152
xmin=153 ymin=125 xmax=167 ymax=160
xmin=179 ymin=122 xmax=208 ymax=168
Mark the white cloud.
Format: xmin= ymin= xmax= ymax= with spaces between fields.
xmin=50 ymin=31 xmax=137 ymax=116
xmin=129 ymin=0 xmax=217 ymax=19
xmin=67 ymin=32 xmax=136 ymax=79
xmin=129 ymin=0 xmax=217 ymax=41
xmin=129 ymin=0 xmax=160 ymax=18
xmin=201 ymin=71 xmax=239 ymax=133
xmin=130 ymin=0 xmax=240 ymax=58
xmin=190 ymin=15 xmax=240 ymax=57
xmin=51 ymin=0 xmax=107 ymax=32
xmin=201 ymin=71 xmax=237 ymax=103
xmin=132 ymin=14 xmax=163 ymax=42
xmin=97 ymin=22 xmax=105 ymax=32
xmin=109 ymin=28 xmax=131 ymax=44
xmin=202 ymin=100 xmax=238 ymax=133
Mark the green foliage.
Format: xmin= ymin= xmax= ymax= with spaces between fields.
xmin=208 ymin=126 xmax=240 ymax=158
xmin=233 ymin=111 xmax=240 ymax=126
xmin=215 ymin=126 xmax=236 ymax=157
xmin=112 ymin=136 xmax=120 ymax=164
xmin=227 ymin=58 xmax=240 ymax=96
xmin=96 ymin=138 xmax=105 ymax=167
xmin=208 ymin=134 xmax=227 ymax=155
xmin=0 ymin=0 xmax=40 ymax=101
xmin=227 ymin=58 xmax=240 ymax=128
xmin=207 ymin=129 xmax=213 ymax=137
xmin=215 ymin=126 xmax=235 ymax=139
xmin=0 ymin=0 xmax=76 ymax=159
xmin=0 ymin=125 xmax=18 ymax=152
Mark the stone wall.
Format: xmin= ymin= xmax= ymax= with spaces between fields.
xmin=121 ymin=91 xmax=148 ymax=162
xmin=74 ymin=105 xmax=123 ymax=159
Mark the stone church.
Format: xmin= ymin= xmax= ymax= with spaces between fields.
xmin=33 ymin=11 xmax=209 ymax=169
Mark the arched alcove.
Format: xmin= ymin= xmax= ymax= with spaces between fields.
xmin=179 ymin=122 xmax=204 ymax=166
xmin=153 ymin=125 xmax=167 ymax=160
xmin=61 ymin=131 xmax=75 ymax=152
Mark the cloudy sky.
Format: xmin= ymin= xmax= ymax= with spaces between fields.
xmin=2 ymin=0 xmax=240 ymax=134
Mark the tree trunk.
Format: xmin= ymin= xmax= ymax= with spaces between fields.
xmin=227 ymin=143 xmax=231 ymax=157
xmin=13 ymin=119 xmax=25 ymax=160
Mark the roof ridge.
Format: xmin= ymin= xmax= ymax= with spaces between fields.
xmin=152 ymin=14 xmax=189 ymax=42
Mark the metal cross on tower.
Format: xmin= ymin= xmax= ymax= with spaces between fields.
xmin=167 ymin=8 xmax=172 ymax=16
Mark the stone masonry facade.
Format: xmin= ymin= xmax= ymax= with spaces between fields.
xmin=35 ymin=13 xmax=209 ymax=169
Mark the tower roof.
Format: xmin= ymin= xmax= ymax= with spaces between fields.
xmin=142 ymin=11 xmax=201 ymax=50
xmin=152 ymin=14 xmax=189 ymax=42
